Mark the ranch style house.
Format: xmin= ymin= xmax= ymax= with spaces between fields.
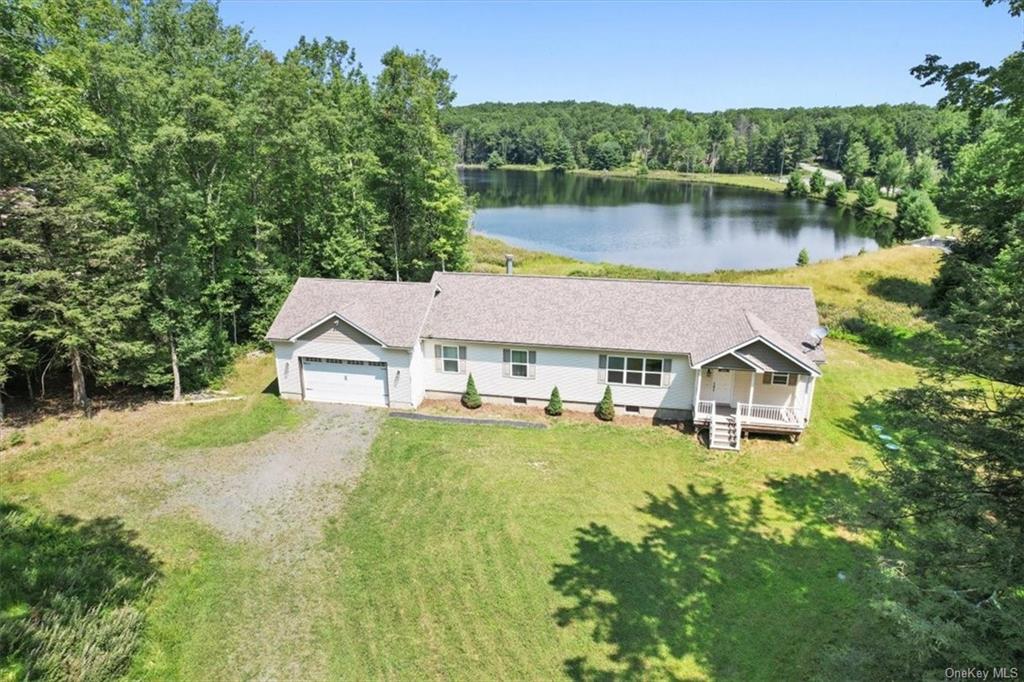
xmin=266 ymin=269 xmax=826 ymax=451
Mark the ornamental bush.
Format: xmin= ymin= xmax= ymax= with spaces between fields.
xmin=595 ymin=386 xmax=615 ymax=422
xmin=796 ymin=248 xmax=809 ymax=267
xmin=461 ymin=373 xmax=481 ymax=409
xmin=545 ymin=386 xmax=563 ymax=416
xmin=825 ymin=181 xmax=847 ymax=206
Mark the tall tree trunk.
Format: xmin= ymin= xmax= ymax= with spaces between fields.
xmin=70 ymin=346 xmax=87 ymax=409
xmin=169 ymin=335 xmax=182 ymax=401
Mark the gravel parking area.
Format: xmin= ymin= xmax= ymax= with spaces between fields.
xmin=160 ymin=403 xmax=381 ymax=553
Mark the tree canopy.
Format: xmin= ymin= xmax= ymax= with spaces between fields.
xmin=0 ymin=0 xmax=469 ymax=409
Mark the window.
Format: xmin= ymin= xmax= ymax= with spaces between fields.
xmin=601 ymin=355 xmax=671 ymax=387
xmin=502 ymin=348 xmax=536 ymax=379
xmin=770 ymin=372 xmax=790 ymax=385
xmin=435 ymin=344 xmax=466 ymax=374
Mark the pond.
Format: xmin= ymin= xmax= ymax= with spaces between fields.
xmin=460 ymin=168 xmax=889 ymax=273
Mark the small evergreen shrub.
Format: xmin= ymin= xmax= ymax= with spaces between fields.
xmin=545 ymin=386 xmax=563 ymax=416
xmin=809 ymin=169 xmax=826 ymax=195
xmin=894 ymin=190 xmax=940 ymax=241
xmin=854 ymin=177 xmax=880 ymax=210
xmin=595 ymin=386 xmax=615 ymax=422
xmin=461 ymin=373 xmax=482 ymax=409
xmin=784 ymin=171 xmax=806 ymax=197
xmin=825 ymin=182 xmax=847 ymax=206
xmin=796 ymin=248 xmax=809 ymax=267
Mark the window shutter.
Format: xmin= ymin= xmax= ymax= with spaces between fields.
xmin=459 ymin=346 xmax=467 ymax=373
xmin=788 ymin=373 xmax=798 ymax=386
xmin=527 ymin=351 xmax=536 ymax=378
xmin=502 ymin=348 xmax=511 ymax=378
xmin=763 ymin=373 xmax=772 ymax=385
xmin=598 ymin=354 xmax=607 ymax=383
xmin=662 ymin=358 xmax=672 ymax=387
xmin=434 ymin=344 xmax=442 ymax=371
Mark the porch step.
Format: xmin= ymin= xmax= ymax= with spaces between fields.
xmin=708 ymin=415 xmax=740 ymax=451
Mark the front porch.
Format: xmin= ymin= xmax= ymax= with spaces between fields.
xmin=692 ymin=365 xmax=816 ymax=450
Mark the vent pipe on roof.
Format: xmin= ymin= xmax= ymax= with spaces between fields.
xmin=505 ymin=254 xmax=514 ymax=275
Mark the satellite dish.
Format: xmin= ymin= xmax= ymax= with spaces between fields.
xmin=808 ymin=326 xmax=829 ymax=346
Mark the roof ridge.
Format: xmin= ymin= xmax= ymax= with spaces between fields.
xmin=296 ymin=276 xmax=435 ymax=287
xmin=434 ymin=270 xmax=813 ymax=292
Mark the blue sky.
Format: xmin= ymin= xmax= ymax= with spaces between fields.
xmin=218 ymin=1 xmax=1022 ymax=111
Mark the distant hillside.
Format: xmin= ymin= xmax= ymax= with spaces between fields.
xmin=442 ymin=100 xmax=983 ymax=178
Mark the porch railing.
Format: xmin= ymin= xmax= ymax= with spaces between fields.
xmin=736 ymin=402 xmax=801 ymax=424
xmin=696 ymin=400 xmax=716 ymax=420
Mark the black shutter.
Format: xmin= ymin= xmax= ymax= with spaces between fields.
xmin=528 ymin=351 xmax=536 ymax=378
xmin=598 ymin=354 xmax=607 ymax=383
xmin=434 ymin=344 xmax=442 ymax=371
xmin=788 ymin=373 xmax=798 ymax=386
xmin=662 ymin=358 xmax=672 ymax=387
xmin=458 ymin=346 xmax=467 ymax=373
xmin=502 ymin=348 xmax=511 ymax=377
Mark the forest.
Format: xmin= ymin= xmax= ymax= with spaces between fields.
xmin=442 ymin=99 xmax=996 ymax=185
xmin=0 ymin=0 xmax=470 ymax=411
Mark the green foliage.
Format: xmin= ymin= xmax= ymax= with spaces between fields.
xmin=894 ymin=190 xmax=939 ymax=240
xmin=784 ymin=171 xmax=807 ymax=197
xmin=796 ymin=248 xmax=809 ymax=266
xmin=586 ymin=132 xmax=624 ymax=170
xmin=486 ymin=151 xmax=505 ymax=169
xmin=876 ymin=149 xmax=910 ymax=196
xmin=854 ymin=177 xmax=880 ymax=210
xmin=546 ymin=136 xmax=574 ymax=171
xmin=461 ymin=373 xmax=482 ymax=409
xmin=443 ymin=101 xmax=977 ymax=178
xmin=545 ymin=386 xmax=563 ymax=416
xmin=0 ymin=1 xmax=470 ymax=403
xmin=595 ymin=385 xmax=614 ymax=421
xmin=0 ymin=503 xmax=158 ymax=680
xmin=825 ymin=182 xmax=847 ymax=206
xmin=808 ymin=168 xmax=826 ymax=195
xmin=907 ymin=153 xmax=940 ymax=192
xmin=841 ymin=141 xmax=871 ymax=187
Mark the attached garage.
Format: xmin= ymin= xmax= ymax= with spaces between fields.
xmin=300 ymin=357 xmax=389 ymax=407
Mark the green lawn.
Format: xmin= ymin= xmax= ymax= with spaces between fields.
xmin=1 ymin=248 xmax=938 ymax=680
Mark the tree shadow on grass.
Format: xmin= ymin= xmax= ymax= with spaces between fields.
xmin=0 ymin=503 xmax=160 ymax=680
xmin=866 ymin=276 xmax=933 ymax=308
xmin=551 ymin=480 xmax=879 ymax=680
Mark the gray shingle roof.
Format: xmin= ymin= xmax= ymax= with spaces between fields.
xmin=265 ymin=278 xmax=437 ymax=348
xmin=425 ymin=272 xmax=825 ymax=368
xmin=267 ymin=272 xmax=825 ymax=369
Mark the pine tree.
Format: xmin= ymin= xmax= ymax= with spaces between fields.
xmin=545 ymin=386 xmax=563 ymax=416
xmin=595 ymin=386 xmax=615 ymax=421
xmin=854 ymin=178 xmax=880 ymax=211
xmin=808 ymin=169 xmax=826 ymax=195
xmin=461 ymin=373 xmax=482 ymax=409
xmin=784 ymin=171 xmax=806 ymax=197
xmin=796 ymin=248 xmax=809 ymax=266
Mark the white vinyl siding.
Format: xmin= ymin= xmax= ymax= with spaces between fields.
xmin=273 ymin=335 xmax=416 ymax=407
xmin=425 ymin=339 xmax=693 ymax=410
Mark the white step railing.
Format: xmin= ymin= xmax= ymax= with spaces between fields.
xmin=737 ymin=402 xmax=801 ymax=424
xmin=696 ymin=400 xmax=716 ymax=420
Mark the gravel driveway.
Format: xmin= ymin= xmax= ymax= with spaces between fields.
xmin=160 ymin=403 xmax=380 ymax=555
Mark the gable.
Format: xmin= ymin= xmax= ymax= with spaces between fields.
xmin=298 ymin=317 xmax=380 ymax=346
xmin=705 ymin=353 xmax=757 ymax=371
xmin=734 ymin=340 xmax=809 ymax=374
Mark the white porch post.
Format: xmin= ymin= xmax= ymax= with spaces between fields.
xmin=693 ymin=367 xmax=703 ymax=412
xmin=747 ymin=371 xmax=755 ymax=407
xmin=804 ymin=376 xmax=817 ymax=423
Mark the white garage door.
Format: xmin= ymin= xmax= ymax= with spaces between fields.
xmin=301 ymin=357 xmax=389 ymax=407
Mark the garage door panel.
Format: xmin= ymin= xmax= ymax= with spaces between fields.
xmin=301 ymin=358 xmax=389 ymax=406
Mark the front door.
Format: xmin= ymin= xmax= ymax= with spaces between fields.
xmin=709 ymin=369 xmax=734 ymax=405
